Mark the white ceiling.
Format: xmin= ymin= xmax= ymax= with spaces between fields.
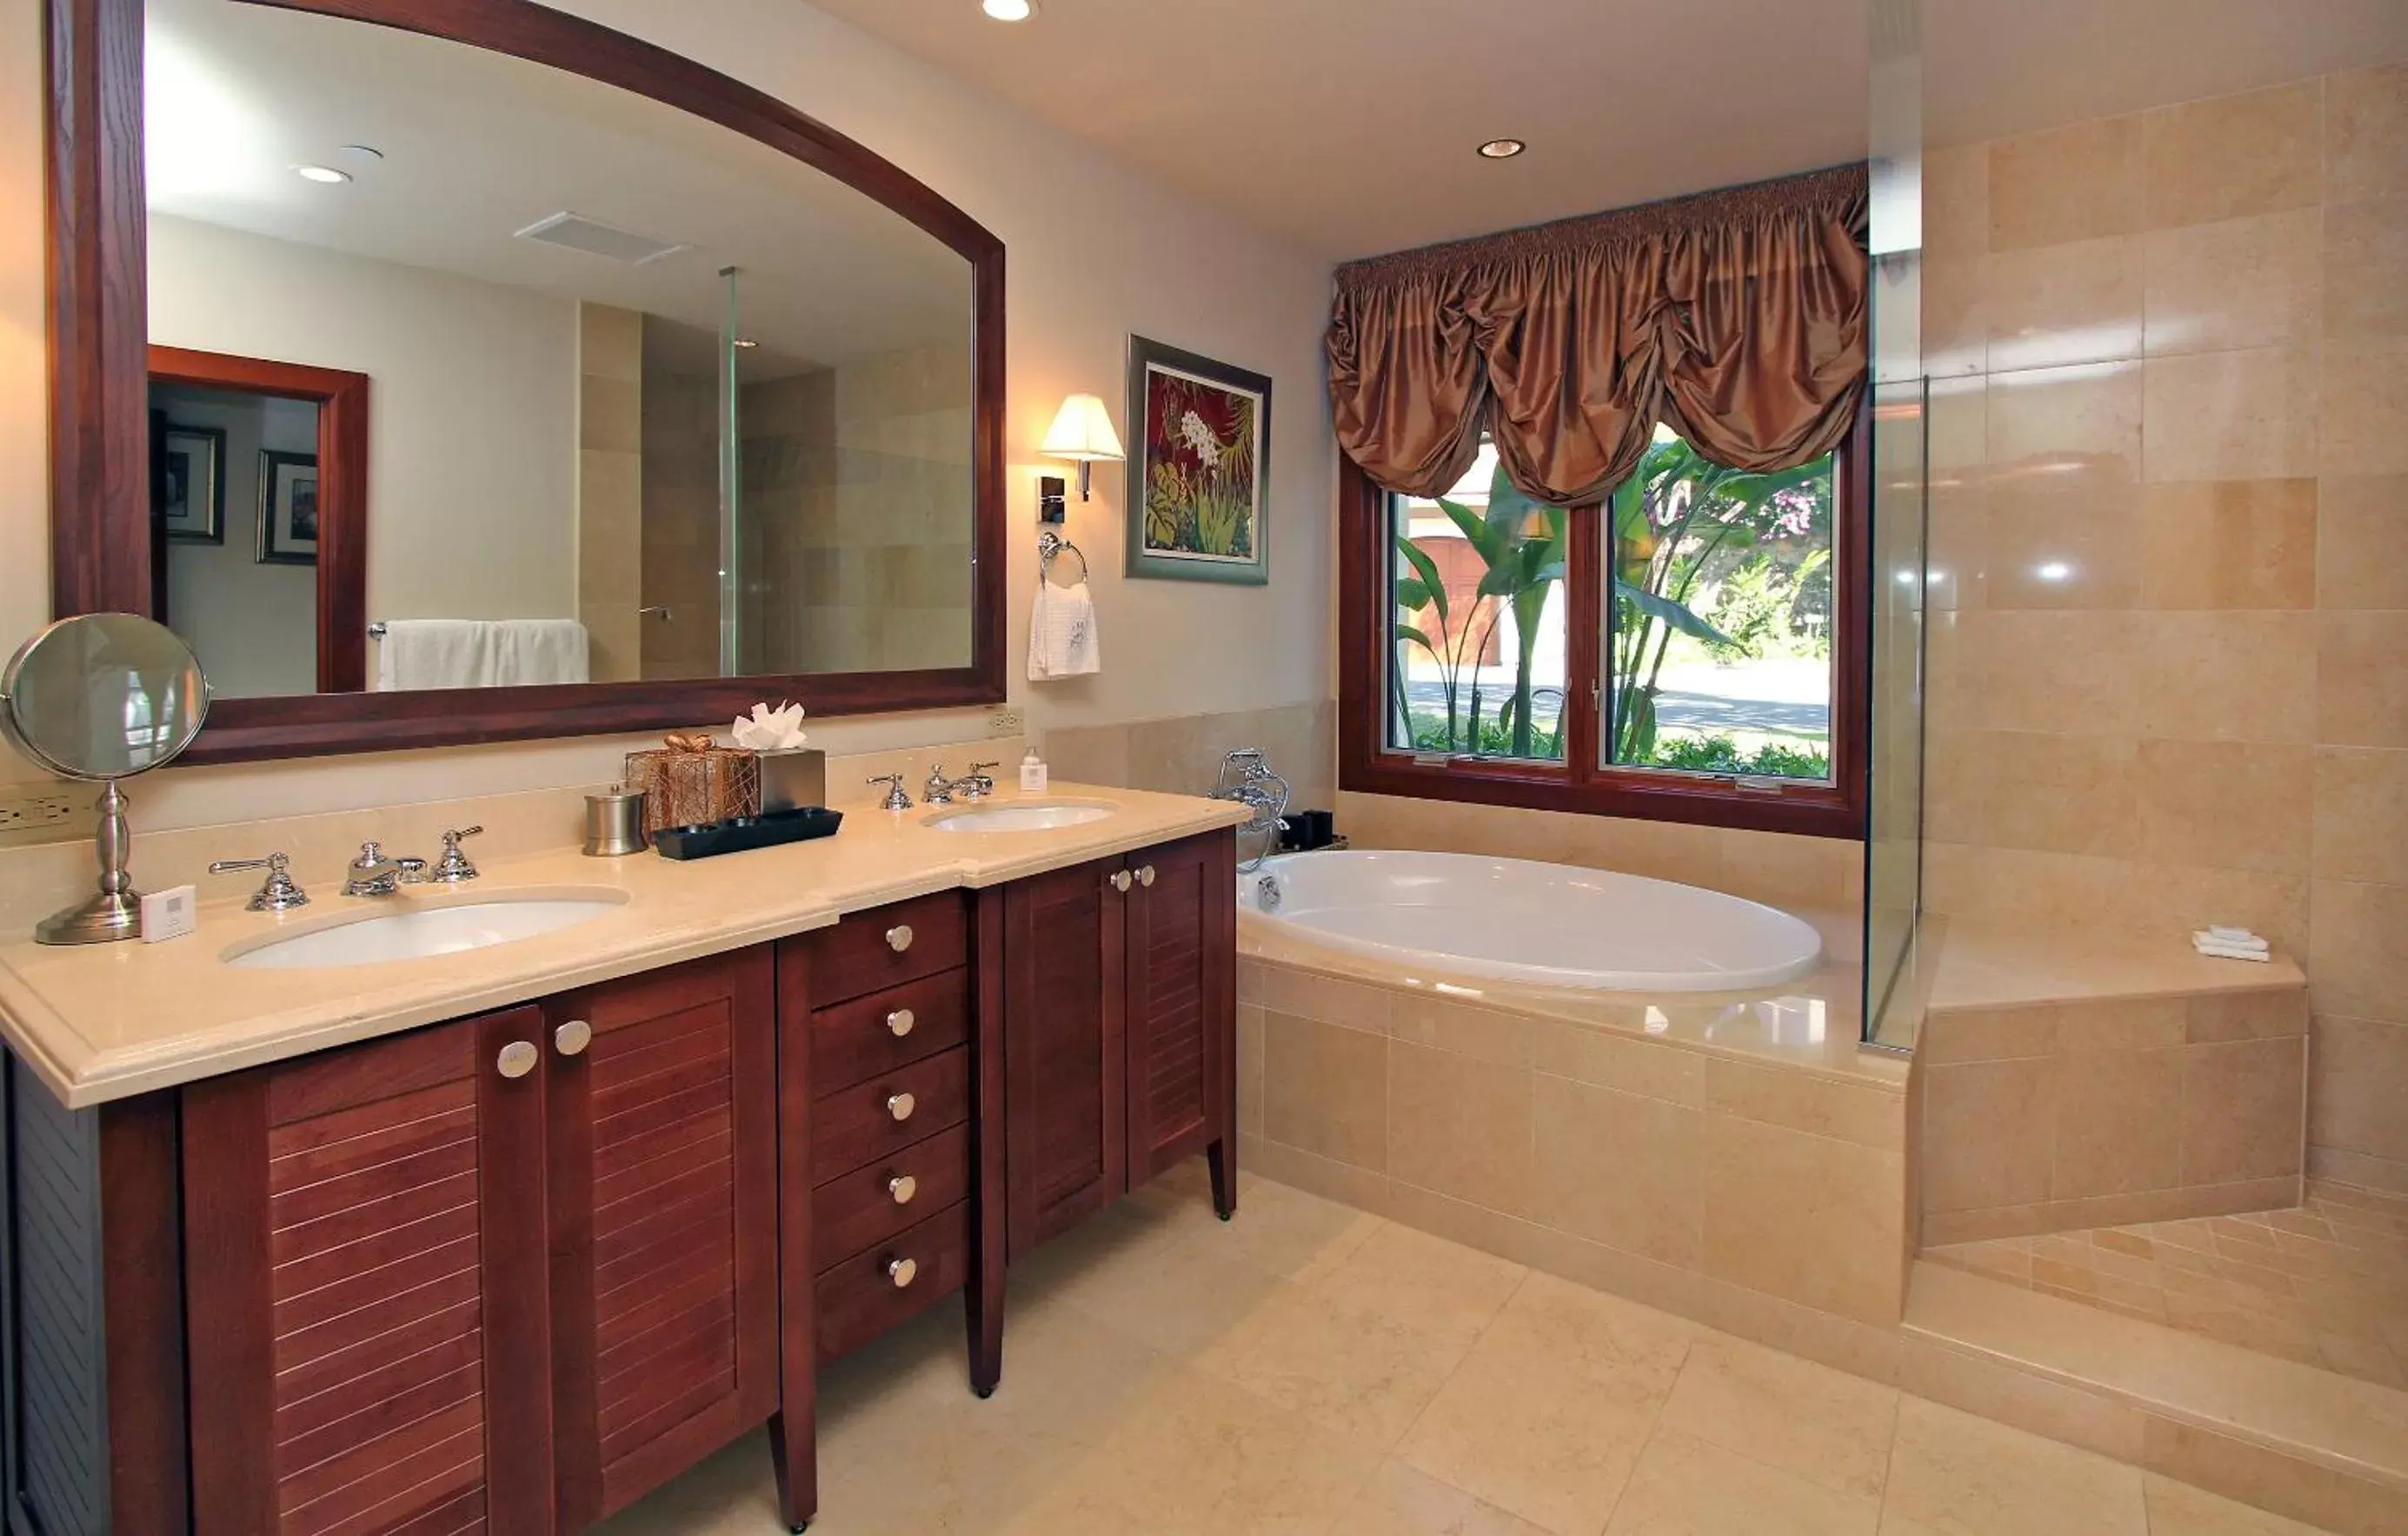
xmin=144 ymin=0 xmax=972 ymax=369
xmin=808 ymin=0 xmax=2408 ymax=260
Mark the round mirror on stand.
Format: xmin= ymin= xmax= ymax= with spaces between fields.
xmin=0 ymin=614 xmax=211 ymax=944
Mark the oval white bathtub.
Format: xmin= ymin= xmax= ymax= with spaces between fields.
xmin=1237 ymin=849 xmax=1824 ymax=993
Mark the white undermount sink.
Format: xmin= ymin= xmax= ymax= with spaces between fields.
xmin=923 ymin=801 xmax=1114 ymax=834
xmin=225 ymin=894 xmax=626 ymax=970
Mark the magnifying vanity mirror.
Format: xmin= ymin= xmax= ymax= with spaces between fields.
xmin=0 ymin=614 xmax=210 ymax=943
xmin=47 ymin=0 xmax=1005 ymax=763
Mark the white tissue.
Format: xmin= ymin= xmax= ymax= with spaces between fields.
xmin=730 ymin=701 xmax=809 ymax=750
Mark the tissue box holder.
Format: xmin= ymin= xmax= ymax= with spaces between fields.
xmin=625 ymin=741 xmax=761 ymax=837
xmin=757 ymin=748 xmax=828 ymax=814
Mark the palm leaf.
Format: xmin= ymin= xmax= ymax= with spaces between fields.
xmin=1614 ymin=579 xmax=1734 ymax=646
xmin=1394 ymin=536 xmax=1449 ymax=627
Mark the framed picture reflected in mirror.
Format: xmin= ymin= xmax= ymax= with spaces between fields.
xmin=157 ymin=422 xmax=227 ymax=543
xmin=256 ymin=449 xmax=320 ymax=566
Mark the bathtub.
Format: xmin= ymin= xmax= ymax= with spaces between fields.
xmin=1236 ymin=848 xmax=1824 ymax=993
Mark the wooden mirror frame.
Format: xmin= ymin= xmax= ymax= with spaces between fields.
xmin=47 ymin=0 xmax=1007 ymax=765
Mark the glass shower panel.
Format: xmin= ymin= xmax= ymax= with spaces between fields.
xmin=1863 ymin=0 xmax=1930 ymax=1052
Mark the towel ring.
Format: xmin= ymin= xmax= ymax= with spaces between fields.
xmin=1036 ymin=529 xmax=1089 ymax=584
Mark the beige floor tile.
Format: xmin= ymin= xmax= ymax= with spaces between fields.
xmin=997 ymin=1363 xmax=1383 ymax=1536
xmin=1309 ymin=1217 xmax=1529 ymax=1339
xmin=1605 ymin=1428 xmax=1882 ymax=1536
xmin=1881 ymin=1396 xmax=2147 ymax=1536
xmin=1201 ymin=1281 xmax=1481 ymax=1449
xmin=2142 ymin=1473 xmax=2338 ymax=1536
xmin=1657 ymin=1334 xmax=1900 ymax=1499
xmin=1327 ymin=1460 xmax=1556 ymax=1536
xmin=1397 ymin=1274 xmax=1693 ymax=1535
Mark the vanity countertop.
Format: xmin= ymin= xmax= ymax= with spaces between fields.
xmin=0 ymin=784 xmax=1250 ymax=1108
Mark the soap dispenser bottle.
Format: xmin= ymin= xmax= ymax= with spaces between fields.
xmin=1019 ymin=749 xmax=1048 ymax=794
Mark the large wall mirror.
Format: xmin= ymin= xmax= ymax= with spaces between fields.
xmin=48 ymin=0 xmax=1005 ymax=761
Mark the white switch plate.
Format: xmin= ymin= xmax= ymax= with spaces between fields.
xmin=141 ymin=885 xmax=198 ymax=943
xmin=986 ymin=705 xmax=1025 ymax=736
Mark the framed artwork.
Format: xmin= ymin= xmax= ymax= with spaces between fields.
xmin=256 ymin=449 xmax=321 ymax=566
xmin=1125 ymin=335 xmax=1270 ymax=584
xmin=157 ymin=422 xmax=227 ymax=542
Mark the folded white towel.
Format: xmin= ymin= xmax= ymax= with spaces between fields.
xmin=2194 ymin=941 xmax=2271 ymax=962
xmin=376 ymin=619 xmax=590 ymax=690
xmin=1028 ymin=578 xmax=1100 ymax=681
xmin=2192 ymin=928 xmax=2268 ymax=953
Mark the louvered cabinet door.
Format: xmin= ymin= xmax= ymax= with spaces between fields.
xmin=544 ymin=948 xmax=779 ymax=1529
xmin=181 ymin=1007 xmax=555 ymax=1536
xmin=1123 ymin=832 xmax=1235 ymax=1185
xmin=1001 ymin=857 xmax=1128 ymax=1260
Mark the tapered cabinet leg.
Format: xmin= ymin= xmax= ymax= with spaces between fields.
xmin=1207 ymin=1136 xmax=1237 ymax=1220
xmin=768 ymin=1412 xmax=815 ymax=1532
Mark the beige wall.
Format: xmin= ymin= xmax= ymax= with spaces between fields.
xmin=1920 ymin=66 xmax=2408 ymax=1193
xmin=149 ymin=215 xmax=581 ymax=633
xmin=0 ymin=0 xmax=1334 ymax=832
xmin=578 ymin=303 xmax=644 ymax=684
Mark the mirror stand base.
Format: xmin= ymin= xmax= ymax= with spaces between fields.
xmin=36 ymin=889 xmax=143 ymax=946
xmin=36 ymin=780 xmax=143 ymax=946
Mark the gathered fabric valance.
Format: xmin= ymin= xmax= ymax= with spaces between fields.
xmin=1327 ymin=164 xmax=1870 ymax=507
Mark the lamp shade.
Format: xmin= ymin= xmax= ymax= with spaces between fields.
xmin=1041 ymin=393 xmax=1126 ymax=462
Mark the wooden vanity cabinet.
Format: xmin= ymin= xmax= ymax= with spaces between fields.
xmin=176 ymin=948 xmax=780 ymax=1535
xmin=995 ymin=829 xmax=1238 ymax=1263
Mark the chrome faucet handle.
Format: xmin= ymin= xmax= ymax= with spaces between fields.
xmin=921 ymin=763 xmax=954 ymax=805
xmin=426 ymin=825 xmax=482 ymax=883
xmin=963 ymin=761 xmax=1001 ymax=799
xmin=868 ymin=774 xmax=913 ymax=812
xmin=343 ymin=841 xmax=402 ymax=898
xmin=208 ymin=852 xmax=309 ymax=912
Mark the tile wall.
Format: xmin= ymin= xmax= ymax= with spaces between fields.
xmin=576 ymin=303 xmax=644 ymax=683
xmin=1041 ymin=699 xmax=1335 ymax=809
xmin=1921 ymin=64 xmax=2408 ymax=1194
xmin=1918 ymin=988 xmax=2311 ymax=1243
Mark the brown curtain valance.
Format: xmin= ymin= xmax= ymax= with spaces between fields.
xmin=1327 ymin=164 xmax=1870 ymax=506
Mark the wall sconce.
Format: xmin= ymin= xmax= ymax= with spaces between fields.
xmin=1040 ymin=392 xmax=1125 ymax=501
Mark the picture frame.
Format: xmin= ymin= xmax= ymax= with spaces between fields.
xmin=255 ymin=448 xmax=321 ymax=566
xmin=156 ymin=421 xmax=227 ymax=543
xmin=1125 ymin=335 xmax=1270 ymax=585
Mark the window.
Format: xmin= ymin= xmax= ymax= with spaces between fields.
xmin=1344 ymin=409 xmax=1867 ymax=838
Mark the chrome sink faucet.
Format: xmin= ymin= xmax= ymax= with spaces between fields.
xmin=868 ymin=774 xmax=914 ymax=812
xmin=342 ymin=827 xmax=483 ymax=897
xmin=923 ymin=761 xmax=1001 ymax=807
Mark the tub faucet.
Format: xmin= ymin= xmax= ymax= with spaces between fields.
xmin=1211 ymin=748 xmax=1291 ymax=873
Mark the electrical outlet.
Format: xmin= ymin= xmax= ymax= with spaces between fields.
xmin=986 ymin=705 xmax=1025 ymax=737
xmin=0 ymin=789 xmax=80 ymax=839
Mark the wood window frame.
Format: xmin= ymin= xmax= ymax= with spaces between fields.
xmin=1338 ymin=402 xmax=1871 ymax=841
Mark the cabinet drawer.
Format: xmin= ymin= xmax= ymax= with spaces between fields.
xmin=812 ymin=1121 xmax=971 ymax=1271
xmin=808 ymin=969 xmax=968 ymax=1094
xmin=815 ymin=1200 xmax=971 ymax=1364
xmin=809 ymin=891 xmax=968 ymax=1005
xmin=810 ymin=1046 xmax=969 ymax=1181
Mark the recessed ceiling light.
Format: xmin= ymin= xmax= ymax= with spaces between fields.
xmin=1476 ymin=138 xmax=1527 ymax=160
xmin=981 ymin=0 xmax=1035 ymax=19
xmin=293 ymin=163 xmax=351 ymax=183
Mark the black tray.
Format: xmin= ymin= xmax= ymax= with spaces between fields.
xmin=652 ymin=806 xmax=844 ymax=861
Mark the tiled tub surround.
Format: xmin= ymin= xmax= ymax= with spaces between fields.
xmin=1919 ymin=62 xmax=2408 ymax=1199
xmin=1919 ymin=971 xmax=2312 ymax=1246
xmin=1237 ymin=911 xmax=1916 ymax=1340
xmin=1041 ymin=699 xmax=1338 ymax=812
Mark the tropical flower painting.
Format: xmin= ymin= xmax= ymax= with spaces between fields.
xmin=1125 ymin=336 xmax=1272 ymax=584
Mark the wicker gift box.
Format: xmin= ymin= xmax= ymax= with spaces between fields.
xmin=624 ymin=734 xmax=761 ymax=838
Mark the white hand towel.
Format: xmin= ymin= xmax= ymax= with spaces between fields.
xmin=376 ymin=619 xmax=498 ymax=690
xmin=376 ymin=619 xmax=589 ymax=690
xmin=493 ymin=619 xmax=590 ymax=687
xmin=1028 ymin=579 xmax=1101 ymax=681
xmin=2193 ymin=940 xmax=2272 ymax=962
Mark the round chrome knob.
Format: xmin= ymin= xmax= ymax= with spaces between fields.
xmin=1139 ymin=864 xmax=1157 ymax=888
xmin=886 ymin=1256 xmax=917 ymax=1288
xmin=554 ymin=1020 xmax=593 ymax=1057
xmin=885 ymin=923 xmax=914 ymax=953
xmin=886 ymin=1007 xmax=915 ymax=1038
xmin=888 ymin=1174 xmax=917 ymax=1205
xmin=886 ymin=1091 xmax=916 ymax=1122
xmin=496 ymin=1041 xmax=539 ymax=1080
xmin=1111 ymin=870 xmax=1134 ymax=893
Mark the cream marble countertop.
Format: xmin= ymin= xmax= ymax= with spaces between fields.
xmin=0 ymin=784 xmax=1248 ymax=1108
